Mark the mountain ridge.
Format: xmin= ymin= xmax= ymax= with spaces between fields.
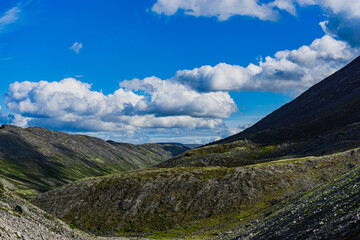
xmin=0 ymin=124 xmax=189 ymax=198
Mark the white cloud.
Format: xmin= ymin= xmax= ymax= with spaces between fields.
xmin=319 ymin=14 xmax=360 ymax=47
xmin=118 ymin=115 xmax=223 ymax=129
xmin=269 ymin=0 xmax=298 ymax=15
xmin=0 ymin=6 xmax=21 ymax=31
xmin=120 ymin=77 xmax=237 ymax=118
xmin=315 ymin=0 xmax=360 ymax=17
xmin=273 ymin=0 xmax=360 ymax=46
xmin=5 ymin=78 xmax=234 ymax=133
xmin=172 ymin=35 xmax=358 ymax=94
xmin=69 ymin=42 xmax=83 ymax=54
xmin=152 ymin=0 xmax=360 ymax=46
xmin=152 ymin=0 xmax=280 ymax=21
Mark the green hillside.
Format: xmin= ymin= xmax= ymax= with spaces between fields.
xmin=0 ymin=124 xmax=188 ymax=199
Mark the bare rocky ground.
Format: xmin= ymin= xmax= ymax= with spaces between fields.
xmin=0 ymin=179 xmax=86 ymax=239
xmin=223 ymin=165 xmax=360 ymax=240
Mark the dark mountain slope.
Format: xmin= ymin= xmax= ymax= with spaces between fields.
xmin=0 ymin=124 xmax=189 ymax=198
xmin=222 ymin=56 xmax=360 ymax=144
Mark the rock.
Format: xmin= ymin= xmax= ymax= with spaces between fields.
xmin=14 ymin=205 xmax=30 ymax=215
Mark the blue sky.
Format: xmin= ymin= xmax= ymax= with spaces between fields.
xmin=0 ymin=0 xmax=359 ymax=144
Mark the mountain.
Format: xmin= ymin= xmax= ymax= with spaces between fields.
xmin=158 ymin=56 xmax=360 ymax=169
xmin=33 ymin=148 xmax=360 ymax=238
xmin=0 ymin=124 xmax=189 ymax=198
xmin=157 ymin=142 xmax=202 ymax=149
xmin=221 ymin=56 xmax=360 ymax=147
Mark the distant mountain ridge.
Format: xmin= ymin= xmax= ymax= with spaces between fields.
xmin=156 ymin=142 xmax=202 ymax=149
xmin=0 ymin=124 xmax=189 ymax=198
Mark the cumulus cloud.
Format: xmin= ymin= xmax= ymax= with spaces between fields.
xmin=319 ymin=15 xmax=360 ymax=47
xmin=172 ymin=35 xmax=358 ymax=94
xmin=69 ymin=42 xmax=83 ymax=54
xmin=0 ymin=6 xmax=21 ymax=31
xmin=152 ymin=0 xmax=280 ymax=21
xmin=120 ymin=77 xmax=237 ymax=118
xmin=5 ymin=78 xmax=234 ymax=132
xmin=152 ymin=0 xmax=360 ymax=46
xmin=274 ymin=0 xmax=360 ymax=46
xmin=269 ymin=0 xmax=298 ymax=15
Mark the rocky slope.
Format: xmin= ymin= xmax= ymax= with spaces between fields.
xmin=0 ymin=124 xmax=188 ymax=198
xmin=0 ymin=179 xmax=87 ymax=240
xmin=0 ymin=178 xmax=143 ymax=240
xmin=227 ymin=162 xmax=360 ymax=240
xmin=33 ymin=147 xmax=360 ymax=239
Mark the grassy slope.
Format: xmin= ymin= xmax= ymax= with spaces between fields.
xmin=157 ymin=139 xmax=294 ymax=168
xmin=0 ymin=125 xmax=189 ymax=199
xmin=33 ymin=147 xmax=360 ymax=239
